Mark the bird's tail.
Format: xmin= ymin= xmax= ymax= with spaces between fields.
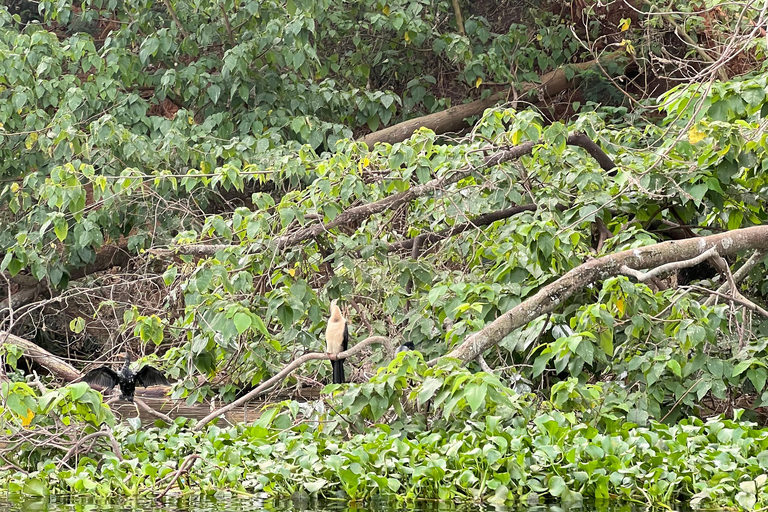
xmin=332 ymin=359 xmax=345 ymax=384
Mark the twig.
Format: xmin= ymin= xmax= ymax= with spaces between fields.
xmin=688 ymin=285 xmax=768 ymax=319
xmin=192 ymin=336 xmax=390 ymax=431
xmin=642 ymin=0 xmax=729 ymax=82
xmin=162 ymin=0 xmax=190 ymax=38
xmin=155 ymin=454 xmax=200 ymax=500
xmin=56 ymin=430 xmax=115 ymax=470
xmin=219 ymin=3 xmax=235 ymax=47
xmin=660 ymin=377 xmax=703 ymax=423
xmin=451 ymin=0 xmax=465 ymax=35
xmin=134 ymin=397 xmax=174 ymax=424
xmin=704 ymin=249 xmax=768 ymax=306
xmin=476 ymin=353 xmax=493 ymax=373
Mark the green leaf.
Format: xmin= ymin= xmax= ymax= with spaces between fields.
xmin=207 ymin=84 xmax=221 ymax=104
xmin=162 ymin=266 xmax=178 ymax=285
xmin=251 ymin=315 xmax=269 ymax=336
xmin=69 ymin=382 xmax=90 ymax=401
xmin=666 ymin=359 xmax=682 ymax=378
xmin=233 ymin=312 xmax=252 ymax=334
xmin=418 ymin=377 xmax=442 ymax=405
xmin=23 ymin=478 xmax=49 ymax=497
xmin=748 ymin=368 xmax=767 ymax=394
xmin=548 ymin=475 xmax=566 ymax=497
xmin=54 ymin=216 xmax=68 ymax=242
xmin=303 ymin=479 xmax=327 ymax=493
xmin=464 ymin=382 xmax=486 ymax=412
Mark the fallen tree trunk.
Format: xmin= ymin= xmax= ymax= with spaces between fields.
xmin=359 ymin=51 xmax=626 ymax=147
xmin=440 ymin=226 xmax=768 ymax=365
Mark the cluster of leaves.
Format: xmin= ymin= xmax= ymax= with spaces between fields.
xmin=3 ymin=358 xmax=768 ymax=509
xmin=3 ymin=0 xmax=768 ymax=505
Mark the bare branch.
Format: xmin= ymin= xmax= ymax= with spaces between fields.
xmin=162 ymin=0 xmax=190 ymax=38
xmin=192 ymin=336 xmax=390 ymax=431
xmin=618 ymin=246 xmax=719 ymax=282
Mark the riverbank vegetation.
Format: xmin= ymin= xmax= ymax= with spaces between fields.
xmin=2 ymin=0 xmax=768 ymax=507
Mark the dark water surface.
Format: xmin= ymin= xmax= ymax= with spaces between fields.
xmin=0 ymin=496 xmax=656 ymax=512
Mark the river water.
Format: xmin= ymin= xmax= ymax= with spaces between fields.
xmin=0 ymin=495 xmax=652 ymax=512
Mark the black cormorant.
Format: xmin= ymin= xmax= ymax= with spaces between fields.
xmin=82 ymin=353 xmax=169 ymax=401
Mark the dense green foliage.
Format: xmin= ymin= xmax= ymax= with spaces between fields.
xmin=2 ymin=0 xmax=768 ymax=506
xmin=4 ymin=356 xmax=768 ymax=508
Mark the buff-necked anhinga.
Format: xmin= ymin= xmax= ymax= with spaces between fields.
xmin=325 ymin=299 xmax=349 ymax=384
xmin=83 ymin=353 xmax=169 ymax=401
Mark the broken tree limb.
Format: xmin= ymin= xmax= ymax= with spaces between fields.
xmin=704 ymin=249 xmax=768 ymax=307
xmin=0 ymin=331 xmax=81 ymax=382
xmin=618 ymin=246 xmax=720 ymax=282
xmin=192 ymin=336 xmax=390 ymax=431
xmin=687 ymin=285 xmax=768 ymax=319
xmin=160 ymin=133 xmax=616 ymax=256
xmin=388 ymin=204 xmax=539 ymax=253
xmin=439 ymin=226 xmax=768 ymax=365
xmin=358 ymin=52 xmax=626 ymax=147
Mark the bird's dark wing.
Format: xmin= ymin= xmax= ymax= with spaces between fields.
xmin=135 ymin=365 xmax=170 ymax=387
xmin=342 ymin=322 xmax=349 ymax=352
xmin=82 ymin=367 xmax=120 ymax=390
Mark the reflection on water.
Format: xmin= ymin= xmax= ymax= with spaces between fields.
xmin=0 ymin=495 xmax=658 ymax=512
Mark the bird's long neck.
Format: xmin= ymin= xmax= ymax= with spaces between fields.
xmin=122 ymin=353 xmax=131 ymax=371
xmin=329 ymin=303 xmax=344 ymax=323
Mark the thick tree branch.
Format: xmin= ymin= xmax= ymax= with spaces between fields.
xmin=359 ymin=52 xmax=626 ymax=147
xmin=440 ymin=226 xmax=768 ymax=365
xmin=159 ymin=134 xmax=615 ymax=258
xmin=618 ymin=246 xmax=719 ymax=282
xmin=389 ymin=205 xmax=538 ymax=253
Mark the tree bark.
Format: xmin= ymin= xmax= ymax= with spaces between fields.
xmin=440 ymin=226 xmax=768 ymax=365
xmin=359 ymin=52 xmax=626 ymax=147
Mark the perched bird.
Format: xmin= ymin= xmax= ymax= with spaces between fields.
xmin=82 ymin=352 xmax=169 ymax=401
xmin=325 ymin=298 xmax=349 ymax=384
xmin=396 ymin=341 xmax=415 ymax=353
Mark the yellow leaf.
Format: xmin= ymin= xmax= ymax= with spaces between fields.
xmin=10 ymin=182 xmax=19 ymax=193
xmin=24 ymin=132 xmax=38 ymax=150
xmin=404 ymin=32 xmax=411 ymax=43
xmin=688 ymin=126 xmax=706 ymax=144
xmin=619 ymin=18 xmax=631 ymax=31
xmin=619 ymin=39 xmax=636 ymax=55
xmin=475 ymin=77 xmax=483 ymax=88
xmin=21 ymin=408 xmax=35 ymax=427
xmin=287 ymin=268 xmax=296 ymax=277
xmin=382 ymin=5 xmax=390 ymax=15
xmin=615 ymin=297 xmax=625 ymax=317
xmin=188 ymin=116 xmax=195 ymax=125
